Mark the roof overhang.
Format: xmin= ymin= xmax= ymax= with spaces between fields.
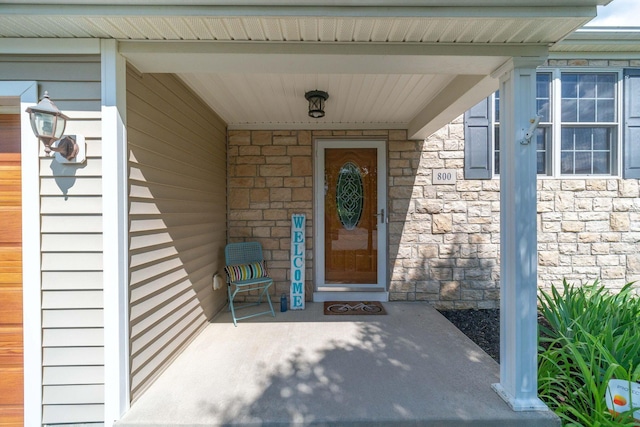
xmin=0 ymin=1 xmax=610 ymax=139
xmin=550 ymin=26 xmax=640 ymax=58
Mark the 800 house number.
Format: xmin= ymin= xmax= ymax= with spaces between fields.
xmin=432 ymin=169 xmax=456 ymax=185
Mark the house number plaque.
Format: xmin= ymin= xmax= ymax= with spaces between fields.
xmin=432 ymin=169 xmax=457 ymax=185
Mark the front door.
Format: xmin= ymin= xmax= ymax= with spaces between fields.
xmin=314 ymin=140 xmax=387 ymax=301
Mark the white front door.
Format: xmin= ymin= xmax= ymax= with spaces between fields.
xmin=313 ymin=140 xmax=387 ymax=302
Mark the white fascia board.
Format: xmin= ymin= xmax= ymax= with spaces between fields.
xmin=573 ymin=27 xmax=640 ymax=37
xmin=548 ymin=52 xmax=640 ymax=59
xmin=0 ymin=0 xmax=609 ymax=5
xmin=550 ymin=29 xmax=640 ymax=56
xmin=0 ymin=38 xmax=100 ymax=54
xmin=0 ymin=3 xmax=599 ymax=19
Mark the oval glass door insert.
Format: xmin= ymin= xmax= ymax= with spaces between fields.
xmin=336 ymin=161 xmax=364 ymax=230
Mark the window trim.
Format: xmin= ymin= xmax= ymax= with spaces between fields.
xmin=550 ymin=67 xmax=622 ymax=177
xmin=491 ymin=67 xmax=624 ymax=179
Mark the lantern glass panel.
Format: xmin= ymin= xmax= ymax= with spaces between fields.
xmin=31 ymin=111 xmax=55 ymax=138
xmin=54 ymin=116 xmax=66 ymax=139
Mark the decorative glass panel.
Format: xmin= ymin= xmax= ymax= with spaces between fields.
xmin=336 ymin=162 xmax=364 ymax=230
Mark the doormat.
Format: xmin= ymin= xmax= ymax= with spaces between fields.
xmin=323 ymin=301 xmax=387 ymax=315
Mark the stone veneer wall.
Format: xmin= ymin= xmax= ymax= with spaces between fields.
xmin=395 ymin=118 xmax=640 ymax=309
xmin=228 ymin=69 xmax=640 ymax=308
xmin=226 ymin=127 xmax=506 ymax=307
xmin=227 ymin=130 xmax=315 ymax=300
xmin=386 ymin=119 xmax=503 ymax=308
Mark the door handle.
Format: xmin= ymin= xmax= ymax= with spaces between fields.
xmin=374 ymin=208 xmax=385 ymax=224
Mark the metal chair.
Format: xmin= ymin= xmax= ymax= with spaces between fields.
xmin=224 ymin=242 xmax=276 ymax=326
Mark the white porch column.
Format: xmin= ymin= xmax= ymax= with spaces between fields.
xmin=101 ymin=39 xmax=130 ymax=424
xmin=491 ymin=58 xmax=548 ymax=411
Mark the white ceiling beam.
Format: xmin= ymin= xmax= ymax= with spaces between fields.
xmin=408 ymin=53 xmax=549 ymax=139
xmin=0 ymin=38 xmax=100 ymax=54
xmin=407 ymin=74 xmax=498 ymax=140
xmin=120 ymin=41 xmax=546 ymax=75
xmin=120 ymin=41 xmax=550 ymax=57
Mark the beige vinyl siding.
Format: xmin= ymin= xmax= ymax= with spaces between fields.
xmin=127 ymin=68 xmax=227 ymax=402
xmin=0 ymin=55 xmax=104 ymax=425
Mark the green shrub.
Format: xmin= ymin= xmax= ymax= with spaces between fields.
xmin=538 ymin=280 xmax=640 ymax=426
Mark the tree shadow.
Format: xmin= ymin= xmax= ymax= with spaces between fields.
xmin=201 ymin=316 xmax=497 ymax=426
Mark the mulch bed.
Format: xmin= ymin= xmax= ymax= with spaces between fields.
xmin=438 ymin=309 xmax=501 ymax=362
xmin=438 ymin=309 xmax=552 ymax=364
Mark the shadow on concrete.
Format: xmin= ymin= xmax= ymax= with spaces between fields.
xmin=117 ymin=303 xmax=559 ymax=426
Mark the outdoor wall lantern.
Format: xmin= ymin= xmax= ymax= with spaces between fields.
xmin=26 ymin=91 xmax=86 ymax=164
xmin=305 ymin=90 xmax=329 ymax=118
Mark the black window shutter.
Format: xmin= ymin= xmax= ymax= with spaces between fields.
xmin=464 ymin=97 xmax=493 ymax=179
xmin=624 ymin=68 xmax=640 ymax=179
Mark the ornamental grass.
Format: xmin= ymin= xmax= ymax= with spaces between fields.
xmin=538 ymin=280 xmax=640 ymax=426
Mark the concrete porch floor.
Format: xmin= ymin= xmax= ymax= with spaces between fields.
xmin=116 ymin=302 xmax=560 ymax=427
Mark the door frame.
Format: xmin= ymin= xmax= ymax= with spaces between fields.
xmin=0 ymin=81 xmax=41 ymax=426
xmin=313 ymin=139 xmax=388 ymax=301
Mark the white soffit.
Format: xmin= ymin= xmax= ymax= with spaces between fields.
xmin=179 ymin=72 xmax=458 ymax=129
xmin=0 ymin=15 xmax=593 ymax=44
xmin=120 ymin=41 xmax=517 ymax=131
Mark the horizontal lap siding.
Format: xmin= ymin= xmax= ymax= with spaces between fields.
xmin=0 ymin=55 xmax=104 ymax=425
xmin=126 ymin=68 xmax=227 ymax=402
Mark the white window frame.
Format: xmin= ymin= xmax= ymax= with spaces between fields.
xmin=492 ymin=67 xmax=624 ymax=179
xmin=549 ymin=68 xmax=623 ymax=178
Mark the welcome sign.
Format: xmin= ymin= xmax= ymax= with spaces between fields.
xmin=290 ymin=214 xmax=305 ymax=310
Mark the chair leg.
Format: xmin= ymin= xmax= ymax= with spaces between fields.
xmin=228 ymin=285 xmax=238 ymax=327
xmin=256 ymin=283 xmax=276 ymax=317
xmin=227 ymin=281 xmax=275 ymax=325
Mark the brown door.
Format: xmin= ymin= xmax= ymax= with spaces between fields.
xmin=0 ymin=114 xmax=23 ymax=426
xmin=325 ymin=148 xmax=378 ymax=284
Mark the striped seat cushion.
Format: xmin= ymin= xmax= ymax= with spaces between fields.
xmin=225 ymin=261 xmax=268 ymax=282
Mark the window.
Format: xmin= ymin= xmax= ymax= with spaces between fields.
xmin=536 ymin=73 xmax=552 ymax=175
xmin=471 ymin=69 xmax=622 ymax=179
xmin=493 ymin=73 xmax=552 ymax=176
xmin=560 ymin=73 xmax=617 ymax=175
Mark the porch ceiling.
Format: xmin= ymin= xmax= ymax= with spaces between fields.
xmin=0 ymin=1 xmax=610 ymax=139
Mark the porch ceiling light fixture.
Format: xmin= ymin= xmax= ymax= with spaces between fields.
xmin=26 ymin=91 xmax=79 ymax=161
xmin=305 ymin=90 xmax=329 ymax=119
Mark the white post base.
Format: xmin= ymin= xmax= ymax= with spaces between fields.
xmin=492 ymin=383 xmax=550 ymax=411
